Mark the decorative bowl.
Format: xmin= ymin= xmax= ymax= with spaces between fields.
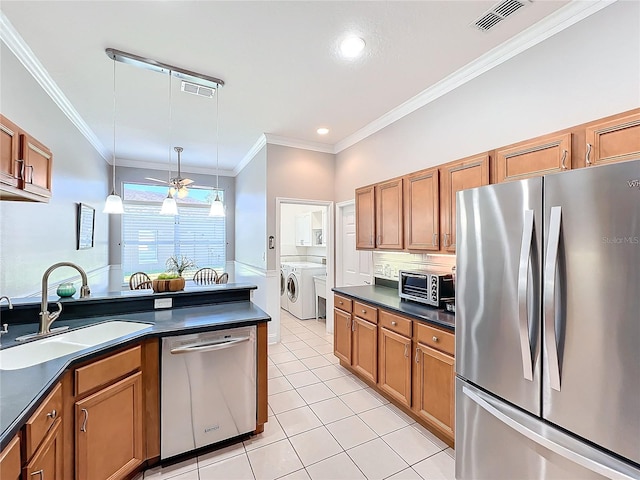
xmin=152 ymin=277 xmax=185 ymax=293
xmin=57 ymin=282 xmax=76 ymax=297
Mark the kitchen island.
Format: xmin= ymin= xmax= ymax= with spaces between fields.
xmin=0 ymin=284 xmax=269 ymax=480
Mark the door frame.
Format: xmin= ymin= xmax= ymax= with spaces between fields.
xmin=276 ymin=197 xmax=335 ymax=334
xmin=335 ymin=200 xmax=353 ymax=287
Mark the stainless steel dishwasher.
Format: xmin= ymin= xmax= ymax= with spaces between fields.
xmin=161 ymin=325 xmax=256 ymax=459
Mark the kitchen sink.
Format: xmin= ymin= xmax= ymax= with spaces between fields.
xmin=0 ymin=321 xmax=151 ymax=370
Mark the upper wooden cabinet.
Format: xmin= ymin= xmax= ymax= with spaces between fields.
xmin=0 ymin=114 xmax=53 ymax=202
xmin=439 ymin=154 xmax=490 ymax=253
xmin=375 ymin=178 xmax=403 ymax=250
xmin=495 ymin=133 xmax=571 ymax=183
xmin=355 ymin=185 xmax=375 ymax=249
xmin=0 ymin=115 xmax=21 ymax=189
xmin=585 ymin=111 xmax=640 ymax=167
xmin=404 ymin=168 xmax=439 ymax=251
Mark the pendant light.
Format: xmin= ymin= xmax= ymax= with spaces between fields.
xmin=160 ymin=71 xmax=178 ymax=216
xmin=209 ymin=85 xmax=225 ymax=217
xmin=103 ymin=57 xmax=124 ymax=214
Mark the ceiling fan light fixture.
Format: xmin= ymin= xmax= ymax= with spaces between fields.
xmin=160 ymin=193 xmax=178 ymax=216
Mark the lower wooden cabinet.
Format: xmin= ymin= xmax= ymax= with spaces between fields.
xmin=0 ymin=435 xmax=21 ymax=480
xmin=413 ymin=343 xmax=455 ymax=439
xmin=75 ymin=371 xmax=144 ymax=480
xmin=334 ymin=308 xmax=353 ymax=364
xmin=378 ymin=327 xmax=412 ymax=408
xmin=25 ymin=418 xmax=63 ymax=480
xmin=352 ymin=317 xmax=377 ymax=383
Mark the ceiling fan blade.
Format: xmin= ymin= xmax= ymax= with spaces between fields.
xmin=145 ymin=177 xmax=170 ymax=184
xmin=181 ymin=178 xmax=195 ymax=186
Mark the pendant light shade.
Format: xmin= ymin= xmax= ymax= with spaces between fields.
xmin=160 ymin=193 xmax=178 ymax=216
xmin=104 ymin=56 xmax=123 ymax=214
xmin=209 ymin=84 xmax=225 ymax=217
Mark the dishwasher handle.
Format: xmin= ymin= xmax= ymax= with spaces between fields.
xmin=170 ymin=336 xmax=251 ymax=354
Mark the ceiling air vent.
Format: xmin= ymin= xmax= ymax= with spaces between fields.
xmin=181 ymin=80 xmax=215 ymax=99
xmin=472 ymin=0 xmax=530 ymax=32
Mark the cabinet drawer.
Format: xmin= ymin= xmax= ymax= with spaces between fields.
xmin=379 ymin=310 xmax=412 ymax=337
xmin=354 ymin=301 xmax=377 ymax=324
xmin=75 ymin=345 xmax=141 ymax=396
xmin=25 ymin=382 xmax=62 ymax=459
xmin=334 ymin=294 xmax=353 ymax=313
xmin=415 ymin=323 xmax=454 ymax=356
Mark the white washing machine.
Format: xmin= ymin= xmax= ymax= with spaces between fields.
xmin=286 ymin=263 xmax=326 ymax=320
xmin=280 ymin=263 xmax=292 ymax=311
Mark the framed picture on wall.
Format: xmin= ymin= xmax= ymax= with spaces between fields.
xmin=77 ymin=203 xmax=95 ymax=249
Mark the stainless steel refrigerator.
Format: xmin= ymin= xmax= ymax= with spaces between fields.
xmin=455 ymin=159 xmax=640 ymax=479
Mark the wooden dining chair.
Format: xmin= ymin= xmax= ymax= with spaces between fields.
xmin=216 ymin=272 xmax=229 ymax=284
xmin=193 ymin=268 xmax=218 ymax=285
xmin=129 ymin=272 xmax=152 ymax=290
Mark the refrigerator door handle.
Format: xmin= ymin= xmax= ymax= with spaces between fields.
xmin=544 ymin=206 xmax=562 ymax=391
xmin=462 ymin=384 xmax=640 ymax=480
xmin=517 ymin=209 xmax=535 ymax=381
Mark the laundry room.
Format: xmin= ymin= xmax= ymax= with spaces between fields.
xmin=279 ymin=202 xmax=328 ymax=321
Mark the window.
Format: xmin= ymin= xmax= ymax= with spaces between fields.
xmin=121 ymin=183 xmax=225 ymax=283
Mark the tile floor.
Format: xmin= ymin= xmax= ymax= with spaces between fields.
xmin=141 ymin=310 xmax=455 ymax=480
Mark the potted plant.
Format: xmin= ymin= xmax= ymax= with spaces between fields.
xmin=152 ymin=255 xmax=197 ymax=292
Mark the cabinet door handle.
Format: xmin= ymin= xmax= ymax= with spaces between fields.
xmin=47 ymin=409 xmax=57 ymax=420
xmin=560 ymin=149 xmax=568 ymax=170
xmin=432 ymin=233 xmax=438 ymax=247
xmin=27 ymin=165 xmax=34 ymax=184
xmin=443 ymin=234 xmax=449 ymax=247
xmin=345 ymin=317 xmax=350 ymax=329
xmin=391 ymin=321 xmax=397 ymax=326
xmin=30 ymin=470 xmax=44 ymax=479
xmin=585 ymin=143 xmax=592 ymax=166
xmin=80 ymin=408 xmax=89 ymax=432
xmin=377 ymin=235 xmax=381 ymax=246
xmin=15 ymin=159 xmax=24 ymax=179
xmin=370 ymin=235 xmax=373 ymax=246
xmin=432 ymin=336 xmax=439 ymax=342
xmin=404 ymin=343 xmax=409 ymax=358
xmin=352 ymin=318 xmax=356 ymax=332
xmin=415 ymin=347 xmax=421 ymax=364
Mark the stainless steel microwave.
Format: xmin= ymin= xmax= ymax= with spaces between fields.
xmin=398 ymin=270 xmax=455 ymax=308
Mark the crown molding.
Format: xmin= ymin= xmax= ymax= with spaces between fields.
xmin=116 ymin=157 xmax=235 ymax=177
xmin=264 ymin=134 xmax=334 ymax=154
xmin=233 ymin=134 xmax=267 ymax=176
xmin=0 ymin=11 xmax=110 ymax=161
xmin=334 ymin=0 xmax=617 ymax=153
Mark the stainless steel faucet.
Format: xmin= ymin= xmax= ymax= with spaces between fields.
xmin=39 ymin=262 xmax=91 ymax=335
xmin=0 ymin=296 xmax=12 ymax=336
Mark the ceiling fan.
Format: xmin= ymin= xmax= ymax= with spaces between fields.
xmin=146 ymin=146 xmax=194 ymax=198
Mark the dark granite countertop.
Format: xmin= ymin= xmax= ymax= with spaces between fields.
xmin=332 ymin=285 xmax=455 ymax=331
xmin=0 ymin=287 xmax=270 ymax=450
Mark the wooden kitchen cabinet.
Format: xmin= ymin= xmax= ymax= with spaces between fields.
xmin=404 ymin=168 xmax=439 ymax=251
xmin=75 ymin=371 xmax=144 ymax=480
xmin=495 ymin=133 xmax=571 ymax=183
xmin=0 ymin=114 xmax=52 ymax=202
xmin=334 ymin=295 xmax=353 ymax=365
xmin=24 ymin=418 xmax=64 ymax=480
xmin=355 ymin=185 xmax=376 ymax=249
xmin=379 ymin=326 xmax=412 ymax=408
xmin=584 ymin=110 xmax=640 ymax=167
xmin=375 ymin=178 xmax=403 ymax=250
xmin=439 ymin=153 xmax=490 ymax=252
xmin=352 ymin=316 xmax=378 ymax=384
xmin=0 ymin=435 xmax=21 ymax=480
xmin=413 ymin=322 xmax=455 ymax=440
xmin=0 ymin=114 xmax=21 ymax=189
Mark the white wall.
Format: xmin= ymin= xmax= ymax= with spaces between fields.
xmin=266 ymin=144 xmax=335 ymax=270
xmin=235 ymin=146 xmax=267 ymax=270
xmin=334 ymin=1 xmax=640 ymax=201
xmin=0 ymin=45 xmax=110 ymax=297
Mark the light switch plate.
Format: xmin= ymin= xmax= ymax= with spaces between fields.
xmin=154 ymin=298 xmax=172 ymax=309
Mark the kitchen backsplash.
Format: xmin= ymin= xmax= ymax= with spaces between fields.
xmin=373 ymin=252 xmax=455 ymax=281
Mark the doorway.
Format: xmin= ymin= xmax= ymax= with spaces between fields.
xmin=276 ymin=198 xmax=334 ymax=335
xmin=336 ymin=200 xmax=373 ymax=287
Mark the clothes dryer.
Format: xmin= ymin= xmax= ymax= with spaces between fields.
xmin=280 ymin=263 xmax=292 ymax=311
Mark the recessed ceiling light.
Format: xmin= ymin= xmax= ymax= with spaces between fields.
xmin=317 ymin=127 xmax=329 ymax=135
xmin=340 ymin=36 xmax=365 ymax=59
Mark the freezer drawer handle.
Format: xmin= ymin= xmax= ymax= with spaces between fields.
xmin=170 ymin=336 xmax=250 ymax=354
xmin=462 ymin=385 xmax=640 ymax=480
xmin=517 ymin=209 xmax=536 ymax=381
xmin=544 ymin=206 xmax=563 ymax=391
